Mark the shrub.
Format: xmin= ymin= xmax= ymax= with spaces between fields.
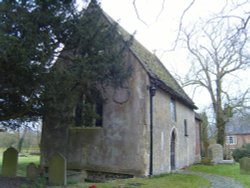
xmin=200 ymin=157 xmax=212 ymax=165
xmin=232 ymin=144 xmax=250 ymax=162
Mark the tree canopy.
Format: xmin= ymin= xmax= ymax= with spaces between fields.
xmin=0 ymin=0 xmax=132 ymax=128
xmin=1 ymin=0 xmax=77 ymax=123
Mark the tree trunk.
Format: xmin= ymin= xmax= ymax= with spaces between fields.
xmin=40 ymin=114 xmax=70 ymax=167
xmin=215 ymin=77 xmax=225 ymax=146
xmin=216 ymin=110 xmax=225 ymax=145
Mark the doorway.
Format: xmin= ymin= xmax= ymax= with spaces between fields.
xmin=170 ymin=131 xmax=176 ymax=170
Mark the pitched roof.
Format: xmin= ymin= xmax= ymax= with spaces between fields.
xmin=225 ymin=116 xmax=250 ymax=135
xmin=103 ymin=12 xmax=197 ymax=109
xmin=195 ymin=113 xmax=202 ymax=121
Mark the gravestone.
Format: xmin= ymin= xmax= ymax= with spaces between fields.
xmin=48 ymin=153 xmax=67 ymax=186
xmin=239 ymin=157 xmax=250 ymax=175
xmin=26 ymin=163 xmax=39 ymax=180
xmin=1 ymin=147 xmax=18 ymax=177
xmin=208 ymin=144 xmax=223 ymax=164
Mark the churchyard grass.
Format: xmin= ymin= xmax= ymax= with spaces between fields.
xmin=0 ymin=153 xmax=210 ymax=188
xmin=74 ymin=174 xmax=210 ymax=188
xmin=189 ymin=164 xmax=250 ymax=188
xmin=0 ymin=154 xmax=39 ymax=176
xmin=2 ymin=155 xmax=248 ymax=188
xmin=16 ymin=155 xmax=40 ymax=176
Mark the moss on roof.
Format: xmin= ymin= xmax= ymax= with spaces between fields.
xmin=103 ymin=12 xmax=196 ymax=109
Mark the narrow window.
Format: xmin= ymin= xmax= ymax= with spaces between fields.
xmin=170 ymin=98 xmax=177 ymax=121
xmin=95 ymin=102 xmax=103 ymax=127
xmin=184 ymin=119 xmax=188 ymax=136
xmin=75 ymin=95 xmax=103 ymax=127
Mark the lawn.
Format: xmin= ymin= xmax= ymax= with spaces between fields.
xmin=189 ymin=164 xmax=250 ymax=188
xmin=1 ymin=154 xmax=249 ymax=188
xmin=78 ymin=173 xmax=210 ymax=188
xmin=0 ymin=154 xmax=39 ymax=176
xmin=0 ymin=155 xmax=210 ymax=188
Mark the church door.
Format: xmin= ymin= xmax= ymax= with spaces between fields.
xmin=170 ymin=131 xmax=176 ymax=170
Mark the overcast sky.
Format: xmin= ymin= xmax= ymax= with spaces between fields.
xmin=100 ymin=1 xmax=224 ymax=48
xmin=89 ymin=0 xmax=250 ymax=111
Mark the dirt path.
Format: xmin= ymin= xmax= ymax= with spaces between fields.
xmin=181 ymin=170 xmax=244 ymax=188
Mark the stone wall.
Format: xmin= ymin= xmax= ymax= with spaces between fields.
xmin=152 ymin=88 xmax=197 ymax=174
xmin=41 ymin=48 xmax=199 ymax=177
xmin=86 ymin=171 xmax=133 ymax=182
xmin=41 ymin=50 xmax=151 ymax=176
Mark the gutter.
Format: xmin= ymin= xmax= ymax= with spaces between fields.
xmin=149 ymin=84 xmax=156 ymax=176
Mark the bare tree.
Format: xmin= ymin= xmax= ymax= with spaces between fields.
xmin=132 ymin=0 xmax=196 ymax=50
xmin=181 ymin=13 xmax=250 ymax=145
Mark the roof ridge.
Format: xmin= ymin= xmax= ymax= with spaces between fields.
xmin=102 ymin=10 xmax=196 ymax=109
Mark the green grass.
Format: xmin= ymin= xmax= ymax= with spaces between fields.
xmin=73 ymin=173 xmax=210 ymax=188
xmin=16 ymin=155 xmax=40 ymax=176
xmin=2 ymin=155 xmax=249 ymax=188
xmin=189 ymin=164 xmax=250 ymax=188
xmin=0 ymin=155 xmax=210 ymax=188
xmin=0 ymin=154 xmax=39 ymax=176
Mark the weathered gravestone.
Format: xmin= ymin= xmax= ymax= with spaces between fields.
xmin=26 ymin=163 xmax=39 ymax=180
xmin=239 ymin=157 xmax=250 ymax=175
xmin=48 ymin=153 xmax=67 ymax=186
xmin=208 ymin=144 xmax=223 ymax=164
xmin=1 ymin=147 xmax=18 ymax=177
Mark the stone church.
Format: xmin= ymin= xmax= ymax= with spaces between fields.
xmin=41 ymin=6 xmax=201 ymax=178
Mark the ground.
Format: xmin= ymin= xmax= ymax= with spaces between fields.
xmin=0 ymin=155 xmax=249 ymax=188
xmin=181 ymin=170 xmax=244 ymax=188
xmin=0 ymin=177 xmax=32 ymax=188
xmin=0 ymin=172 xmax=245 ymax=188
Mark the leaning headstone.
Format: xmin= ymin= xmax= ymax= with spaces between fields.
xmin=48 ymin=153 xmax=67 ymax=186
xmin=26 ymin=163 xmax=39 ymax=180
xmin=1 ymin=147 xmax=18 ymax=177
xmin=239 ymin=157 xmax=250 ymax=175
xmin=208 ymin=144 xmax=223 ymax=164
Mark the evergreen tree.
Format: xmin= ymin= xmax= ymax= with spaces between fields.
xmin=0 ymin=0 xmax=77 ymax=126
xmin=43 ymin=1 xmax=133 ymax=126
xmin=200 ymin=112 xmax=209 ymax=158
xmin=1 ymin=0 xmax=132 ymax=128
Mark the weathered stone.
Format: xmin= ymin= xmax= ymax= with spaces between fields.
xmin=26 ymin=163 xmax=39 ymax=180
xmin=40 ymin=10 xmax=202 ymax=177
xmin=67 ymin=170 xmax=87 ymax=183
xmin=239 ymin=157 xmax=250 ymax=175
xmin=1 ymin=147 xmax=18 ymax=177
xmin=48 ymin=153 xmax=67 ymax=186
xmin=220 ymin=160 xmax=235 ymax=164
xmin=208 ymin=144 xmax=223 ymax=164
xmin=113 ymin=87 xmax=130 ymax=104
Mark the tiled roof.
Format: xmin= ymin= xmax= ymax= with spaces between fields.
xmin=103 ymin=12 xmax=197 ymax=109
xmin=225 ymin=116 xmax=250 ymax=135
